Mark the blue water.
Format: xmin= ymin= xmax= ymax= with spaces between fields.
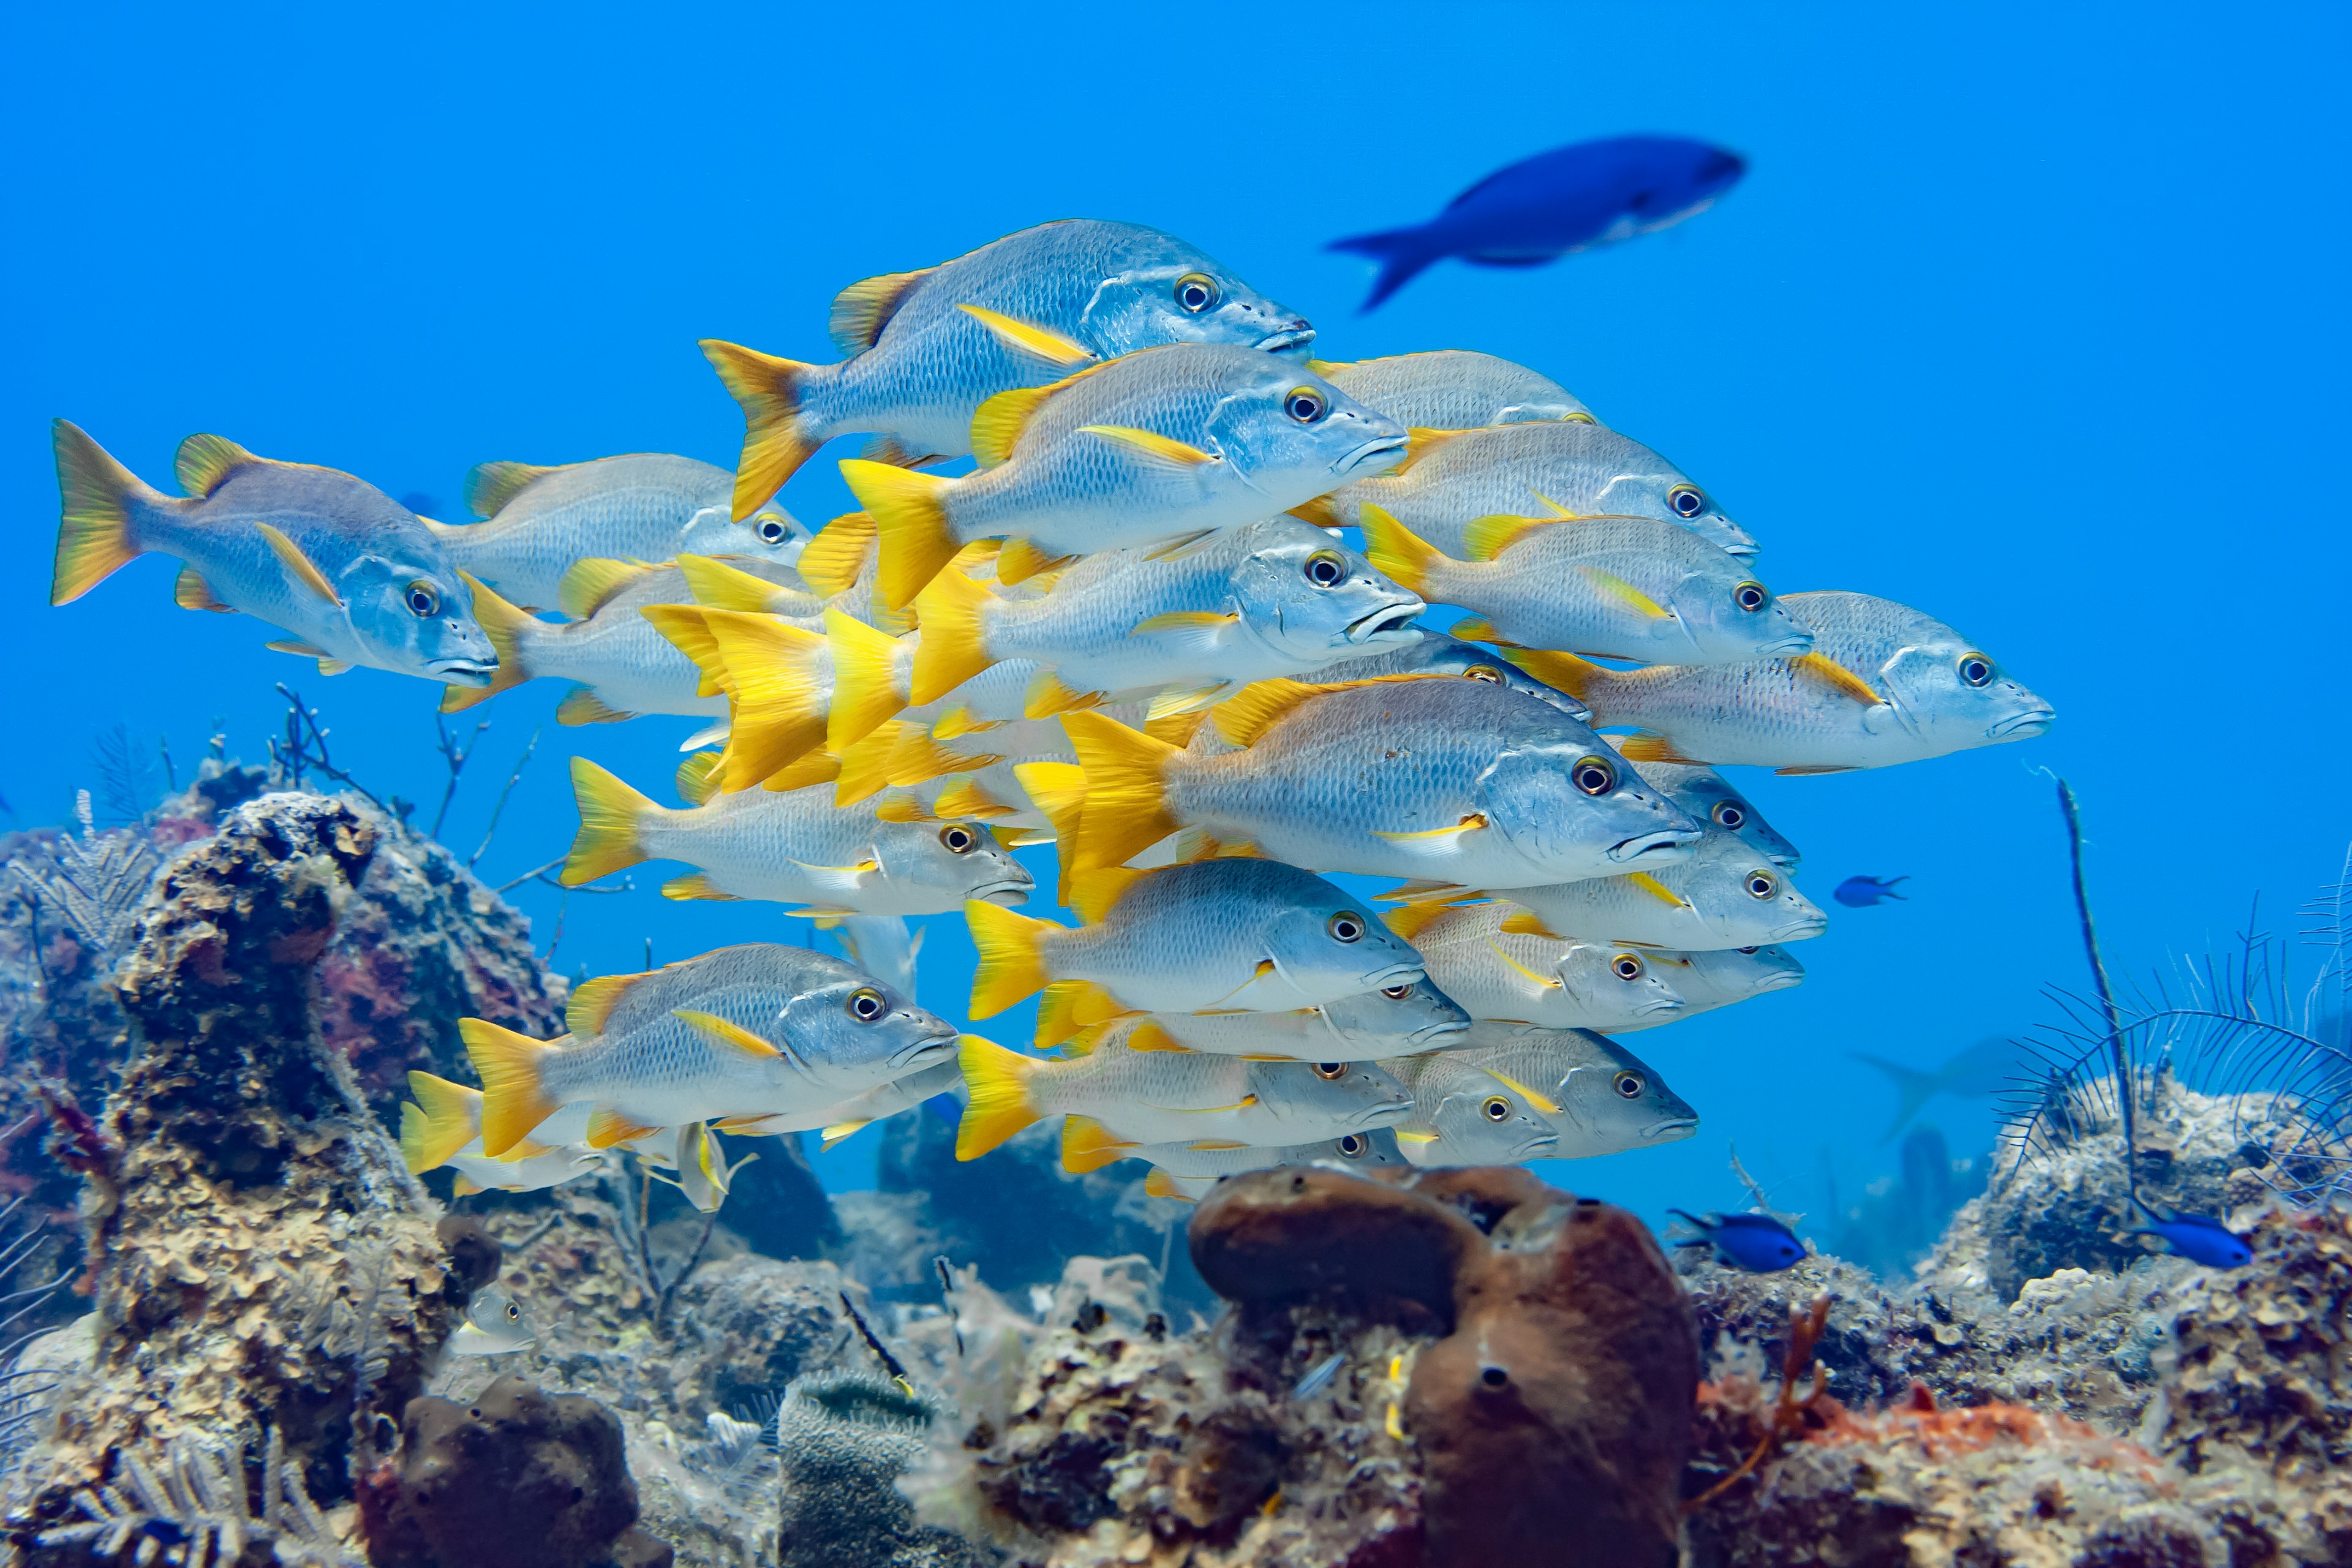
xmin=6 ymin=4 xmax=2345 ymax=1236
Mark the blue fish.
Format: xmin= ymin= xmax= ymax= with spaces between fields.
xmin=2128 ymin=1198 xmax=2252 ymax=1269
xmin=1291 ymin=1351 xmax=1346 ymax=1400
xmin=1834 ymin=875 xmax=1909 ymax=908
xmin=1329 ymin=135 xmax=1747 ymax=311
xmin=1667 ymin=1209 xmax=1807 ymax=1273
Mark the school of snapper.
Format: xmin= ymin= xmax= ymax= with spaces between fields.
xmin=47 ymin=216 xmax=2054 ymax=1211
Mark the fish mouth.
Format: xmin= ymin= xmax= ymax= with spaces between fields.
xmin=1335 ymin=435 xmax=1410 ymax=476
xmin=1752 ymin=969 xmax=1806 ymax=993
xmin=1608 ymin=828 xmax=1702 ymax=864
xmin=1755 ymin=633 xmax=1814 ymax=655
xmin=1347 ymin=602 xmax=1425 ymax=643
xmin=1768 ymin=915 xmax=1831 ymax=941
xmin=891 ymin=1030 xmax=960 ymax=1070
xmin=1257 ymin=325 xmax=1317 ymax=354
xmin=1356 ymin=1102 xmax=1414 ymax=1125
xmin=1988 ymin=707 xmax=2056 ymax=741
xmin=1513 ymin=1133 xmax=1561 ymax=1159
xmin=968 ymin=878 xmax=1033 ymax=906
xmin=432 ymin=658 xmax=498 ymax=687
xmin=1407 ymin=1019 xmax=1473 ymax=1045
xmin=1645 ymin=1117 xmax=1700 ymax=1142
xmin=1632 ymin=997 xmax=1686 ymax=1017
xmin=1360 ymin=961 xmax=1426 ymax=992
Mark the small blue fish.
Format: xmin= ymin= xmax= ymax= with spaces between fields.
xmin=1330 ymin=136 xmax=1747 ymax=311
xmin=1834 ymin=875 xmax=1910 ymax=908
xmin=1667 ymin=1209 xmax=1807 ymax=1273
xmin=1292 ymin=1352 xmax=1346 ymax=1400
xmin=2128 ymin=1199 xmax=2252 ymax=1269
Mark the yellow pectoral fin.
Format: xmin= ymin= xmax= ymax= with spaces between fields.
xmin=586 ymin=1107 xmax=663 ymax=1149
xmin=955 ymin=303 xmax=1096 ymax=368
xmin=672 ymin=1008 xmax=783 ymax=1058
xmin=493 ymin=1138 xmax=559 ymax=1162
xmin=1129 ymin=610 xmax=1238 ymax=637
xmin=1395 ymin=1129 xmax=1441 ymax=1145
xmin=1076 ymin=425 xmax=1218 ymax=468
xmin=1185 ymin=1139 xmax=1251 ymax=1152
xmin=255 ymin=522 xmax=344 ymax=606
xmin=1790 ymin=652 xmax=1882 ymax=706
xmin=1167 ymin=1096 xmax=1259 ymax=1114
xmin=1485 ymin=940 xmax=1563 ymax=991
xmin=1370 ymin=814 xmax=1488 ymax=843
xmin=1624 ymin=872 xmax=1689 ymax=909
xmin=1529 ymin=491 xmax=1587 ymax=521
xmin=818 ymin=1119 xmax=872 ymax=1152
xmin=1575 ymin=565 xmax=1672 ymax=620
xmin=265 ymin=638 xmax=328 ymax=659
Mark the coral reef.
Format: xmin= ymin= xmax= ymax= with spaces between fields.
xmin=773 ymin=1369 xmax=985 ymax=1568
xmin=359 ymin=1373 xmax=668 ymax=1568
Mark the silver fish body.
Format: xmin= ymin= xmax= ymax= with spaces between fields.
xmin=1444 ymin=1021 xmax=1699 ymax=1157
xmin=1613 ymin=944 xmax=1807 ymax=1030
xmin=1307 ymin=419 xmax=1754 ymax=560
xmin=1288 ymin=630 xmax=1590 ymax=721
xmin=1613 ymin=744 xmax=1801 ymax=869
xmin=1314 ymin=350 xmax=1593 ymax=429
xmin=1131 ymin=1126 xmax=1410 ymax=1199
xmin=449 ymin=1288 xmax=538 ymax=1355
xmin=431 ymin=454 xmax=809 ymax=609
xmin=1387 ymin=902 xmax=1686 ymax=1030
xmin=1385 ymin=1052 xmax=1561 ymax=1166
xmin=1494 ymin=830 xmax=1828 ymax=950
xmin=1143 ymin=976 xmax=1471 ymax=1061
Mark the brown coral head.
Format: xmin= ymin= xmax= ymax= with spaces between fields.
xmin=1188 ymin=1166 xmax=1485 ymax=1333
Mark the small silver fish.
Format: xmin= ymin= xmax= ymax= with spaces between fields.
xmin=1292 ymin=1352 xmax=1348 ymax=1400
xmin=1381 ymin=902 xmax=1686 ymax=1030
xmin=1614 ymin=945 xmax=1807 ymax=1030
xmin=449 ymin=1288 xmax=537 ymax=1355
xmin=1312 ymin=350 xmax=1593 ymax=430
xmin=1137 ymin=976 xmax=1471 ymax=1062
xmin=1611 ymin=742 xmax=1800 ymax=869
xmin=1444 ymin=1021 xmax=1700 ymax=1158
xmin=1452 ymin=830 xmax=1828 ymax=951
xmin=1385 ymin=1052 xmax=1561 ymax=1166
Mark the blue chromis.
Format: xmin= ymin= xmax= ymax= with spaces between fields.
xmin=51 ymin=423 xmax=497 ymax=685
xmin=1330 ymin=136 xmax=1746 ymax=310
xmin=1834 ymin=875 xmax=1910 ymax=908
xmin=701 ymin=219 xmax=1314 ymax=516
xmin=2128 ymin=1199 xmax=2253 ymax=1268
xmin=1669 ymin=1209 xmax=1807 ymax=1273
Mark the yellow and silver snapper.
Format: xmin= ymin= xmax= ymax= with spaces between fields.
xmin=425 ymin=454 xmax=810 ymax=611
xmin=703 ymin=219 xmax=1313 ymax=513
xmin=1362 ymin=505 xmax=1811 ymax=666
xmin=398 ymin=1072 xmax=603 ymax=1195
xmin=1615 ymin=944 xmax=1807 ymax=1030
xmin=1301 ymin=418 xmax=1755 ymax=561
xmin=1439 ymin=1021 xmax=1700 ymax=1157
xmin=1311 ymin=350 xmax=1594 ymax=430
xmin=843 ymin=343 xmax=1408 ymax=608
xmin=1611 ymin=740 xmax=1801 ymax=869
xmin=1062 ymin=1126 xmax=1410 ymax=1198
xmin=1134 ymin=976 xmax=1471 ymax=1061
xmin=1510 ymin=591 xmax=2055 ymax=772
xmin=1381 ymin=901 xmax=1686 ymax=1030
xmin=50 ymin=423 xmax=496 ymax=685
xmin=562 ymin=757 xmax=1032 ymax=915
xmin=1384 ymin=1052 xmax=1561 ymax=1166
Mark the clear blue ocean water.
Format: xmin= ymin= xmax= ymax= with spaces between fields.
xmin=6 ymin=2 xmax=2344 ymax=1236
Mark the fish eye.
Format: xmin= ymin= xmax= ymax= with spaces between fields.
xmin=504 ymin=1301 xmax=521 ymax=1321
xmin=1463 ymin=664 xmax=1502 ymax=684
xmin=938 ymin=823 xmax=979 ymax=854
xmin=1571 ymin=756 xmax=1616 ymax=796
xmin=1380 ymin=982 xmax=1413 ymax=999
xmin=1175 ymin=272 xmax=1220 ymax=312
xmin=1712 ymin=800 xmax=1747 ymax=829
xmin=1613 ymin=1071 xmax=1645 ymax=1099
xmin=1732 ymin=581 xmax=1768 ymax=612
xmin=1744 ymin=871 xmax=1777 ymax=900
xmin=1327 ymin=911 xmax=1365 ymax=943
xmin=756 ymin=514 xmax=790 ymax=544
xmin=1337 ymin=1133 xmax=1367 ymax=1157
xmin=1738 ymin=945 xmax=1760 ymax=955
xmin=405 ymin=581 xmax=440 ymax=617
xmin=1482 ymin=1095 xmax=1512 ymax=1122
xmin=1303 ymin=549 xmax=1347 ymax=587
xmin=1284 ymin=386 xmax=1329 ymax=424
xmin=1668 ymin=485 xmax=1706 ymax=519
xmin=1313 ymin=1062 xmax=1347 ymax=1081
xmin=847 ymin=987 xmax=887 ymax=1022
xmin=1958 ymin=652 xmax=1994 ymax=687
xmin=1611 ymin=953 xmax=1645 ymax=981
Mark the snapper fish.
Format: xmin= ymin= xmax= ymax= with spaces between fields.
xmin=1381 ymin=902 xmax=1685 ymax=1031
xmin=445 ymin=558 xmax=818 ymax=729
xmin=1311 ymin=350 xmax=1593 ymax=429
xmin=720 ymin=1060 xmax=965 ymax=1147
xmin=909 ymin=519 xmax=1425 ymax=718
xmin=1445 ymin=1021 xmax=1699 ymax=1157
xmin=965 ymin=858 xmax=1425 ymax=1041
xmin=1301 ymin=419 xmax=1755 ymax=562
xmin=1135 ymin=976 xmax=1471 ymax=1062
xmin=844 ymin=343 xmax=1408 ymax=608
xmin=1510 ymin=592 xmax=2055 ymax=772
xmin=1070 ymin=1126 xmax=1410 ymax=1200
xmin=956 ymin=1026 xmax=1411 ymax=1158
xmin=1286 ymin=628 xmax=1590 ymax=720
xmin=1382 ymin=1052 xmax=1561 ymax=1166
xmin=425 ymin=454 xmax=810 ymax=611
xmin=561 ymin=756 xmax=1032 ymax=915
xmin=1613 ymin=742 xmax=1801 ymax=869
xmin=1058 ymin=676 xmax=1700 ymax=890
xmin=703 ymin=219 xmax=1314 ymax=514
xmin=1615 ymin=944 xmax=1806 ymax=1031
xmin=1427 ymin=829 xmax=1828 ymax=951
xmin=1362 ymin=506 xmax=1810 ymax=666
xmin=398 ymin=1072 xmax=605 ymax=1194
xmin=50 ymin=423 xmax=496 ymax=685
xmin=461 ymin=943 xmax=957 ymax=1155
xmin=449 ymin=1288 xmax=538 ymax=1355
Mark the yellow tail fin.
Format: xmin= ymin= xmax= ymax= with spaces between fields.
xmin=1034 ymin=979 xmax=1128 ymax=1049
xmin=1357 ymin=504 xmax=1446 ymax=598
xmin=823 ymin=608 xmax=912 ymax=753
xmin=640 ymin=603 xmax=729 ymax=698
xmin=834 ymin=720 xmax=914 ymax=807
xmin=701 ymin=339 xmax=818 ymax=518
xmin=957 ymin=1035 xmax=1044 ymax=1159
xmin=676 ymin=552 xmax=807 ymax=615
xmin=910 ymin=565 xmax=997 ymax=704
xmin=557 ymin=557 xmax=662 ymax=620
xmin=1143 ymin=1169 xmax=1196 ymax=1202
xmin=50 ymin=420 xmax=160 ymax=604
xmin=699 ymin=609 xmax=831 ymax=788
xmin=399 ymin=1071 xmax=483 ymax=1172
xmin=461 ymin=1018 xmax=562 ymax=1156
xmin=1060 ymin=1114 xmax=1137 ymax=1174
xmin=1012 ymin=761 xmax=1087 ymax=900
xmin=966 ymin=899 xmax=1060 ymax=1018
xmin=1060 ymin=712 xmax=1181 ymax=873
xmin=840 ymin=459 xmax=960 ymax=609
xmin=564 ymin=757 xmax=661 ymax=884
xmin=798 ymin=511 xmax=878 ymax=598
xmin=1499 ymin=647 xmax=1602 ymax=702
xmin=440 ymin=571 xmax=537 ymax=712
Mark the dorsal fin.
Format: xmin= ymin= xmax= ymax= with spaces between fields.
xmin=1208 ymin=673 xmax=1442 ymax=748
xmin=1461 ymin=513 xmax=1557 ymax=563
xmin=798 ymin=511 xmax=878 ymax=598
xmin=568 ymin=971 xmax=648 ymax=1035
xmin=676 ymin=750 xmax=723 ymax=806
xmin=1069 ymin=865 xmax=1147 ymax=925
xmin=968 ymin=362 xmax=1108 ymax=467
xmin=175 ymin=434 xmax=259 ymax=498
xmin=1498 ymin=908 xmax=1564 ymax=936
xmin=829 ymin=267 xmax=935 ymax=355
xmin=1614 ymin=732 xmax=1702 ymax=765
xmin=1401 ymin=427 xmax=1469 ymax=469
xmin=1303 ymin=358 xmax=1349 ymax=376
xmin=1125 ymin=1020 xmax=1189 ymax=1054
xmin=1381 ymin=902 xmax=1459 ymax=943
xmin=464 ymin=461 xmax=568 ymax=519
xmin=1790 ymin=652 xmax=1882 ymax=706
xmin=558 ymin=556 xmax=662 ymax=620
